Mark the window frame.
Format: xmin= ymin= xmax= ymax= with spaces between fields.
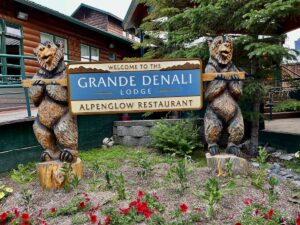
xmin=80 ymin=43 xmax=100 ymax=62
xmin=0 ymin=20 xmax=24 ymax=85
xmin=108 ymin=51 xmax=116 ymax=61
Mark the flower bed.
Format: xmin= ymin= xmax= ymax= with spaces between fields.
xmin=0 ymin=146 xmax=299 ymax=225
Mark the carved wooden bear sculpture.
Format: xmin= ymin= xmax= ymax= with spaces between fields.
xmin=29 ymin=41 xmax=78 ymax=163
xmin=204 ymin=36 xmax=244 ymax=156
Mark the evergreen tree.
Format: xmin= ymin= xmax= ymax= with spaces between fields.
xmin=134 ymin=0 xmax=300 ymax=155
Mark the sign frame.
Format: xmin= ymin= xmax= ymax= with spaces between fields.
xmin=67 ymin=58 xmax=203 ymax=115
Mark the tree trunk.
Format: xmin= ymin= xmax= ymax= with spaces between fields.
xmin=249 ymin=56 xmax=259 ymax=156
xmin=249 ymin=100 xmax=260 ymax=156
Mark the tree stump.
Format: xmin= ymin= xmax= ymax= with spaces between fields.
xmin=36 ymin=158 xmax=83 ymax=189
xmin=206 ymin=153 xmax=249 ymax=176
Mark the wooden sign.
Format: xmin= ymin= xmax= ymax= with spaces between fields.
xmin=67 ymin=59 xmax=203 ymax=115
xmin=22 ymin=58 xmax=245 ymax=115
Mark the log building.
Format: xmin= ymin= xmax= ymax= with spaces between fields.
xmin=0 ymin=0 xmax=138 ymax=79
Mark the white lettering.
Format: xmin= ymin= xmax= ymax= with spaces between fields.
xmin=143 ymin=76 xmax=152 ymax=85
xmin=78 ymin=77 xmax=87 ymax=88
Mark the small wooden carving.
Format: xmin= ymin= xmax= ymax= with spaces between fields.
xmin=204 ymin=36 xmax=244 ymax=157
xmin=29 ymin=41 xmax=78 ymax=163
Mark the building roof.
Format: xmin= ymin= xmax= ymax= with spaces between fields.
xmin=123 ymin=0 xmax=139 ymax=30
xmin=14 ymin=0 xmax=133 ymax=45
xmin=71 ymin=3 xmax=123 ymax=22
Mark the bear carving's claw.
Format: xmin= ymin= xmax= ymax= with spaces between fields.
xmin=230 ymin=74 xmax=239 ymax=81
xmin=59 ymin=149 xmax=74 ymax=163
xmin=41 ymin=151 xmax=52 ymax=162
xmin=209 ymin=144 xmax=220 ymax=156
xmin=216 ymin=74 xmax=225 ymax=80
xmin=227 ymin=145 xmax=241 ymax=157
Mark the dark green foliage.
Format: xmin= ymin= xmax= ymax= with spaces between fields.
xmin=238 ymin=202 xmax=295 ymax=225
xmin=274 ymin=99 xmax=300 ymax=112
xmin=21 ymin=188 xmax=32 ymax=212
xmin=105 ymin=171 xmax=127 ymax=199
xmin=194 ymin=177 xmax=222 ymax=218
xmin=175 ymin=160 xmax=188 ymax=194
xmin=46 ymin=196 xmax=92 ymax=218
xmin=112 ymin=173 xmax=127 ymax=200
xmin=137 ymin=155 xmax=153 ymax=178
xmin=105 ymin=170 xmax=114 ymax=189
xmin=61 ymin=162 xmax=81 ymax=193
xmin=136 ymin=0 xmax=299 ymax=62
xmin=10 ymin=163 xmax=36 ymax=184
xmin=268 ymin=176 xmax=279 ymax=205
xmin=149 ymin=120 xmax=202 ymax=156
xmin=136 ymin=0 xmax=300 ymax=155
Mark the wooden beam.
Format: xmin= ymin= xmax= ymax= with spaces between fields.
xmin=22 ymin=79 xmax=68 ymax=88
xmin=22 ymin=71 xmax=246 ymax=88
xmin=202 ymin=71 xmax=245 ymax=81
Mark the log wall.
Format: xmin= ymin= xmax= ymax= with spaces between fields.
xmin=0 ymin=1 xmax=138 ymax=77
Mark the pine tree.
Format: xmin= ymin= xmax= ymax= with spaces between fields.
xmin=135 ymin=0 xmax=300 ymax=155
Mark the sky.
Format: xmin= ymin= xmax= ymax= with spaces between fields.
xmin=31 ymin=0 xmax=300 ymax=49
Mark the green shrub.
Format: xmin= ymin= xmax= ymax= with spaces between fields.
xmin=149 ymin=119 xmax=202 ymax=156
xmin=10 ymin=163 xmax=36 ymax=184
xmin=273 ymin=99 xmax=300 ymax=112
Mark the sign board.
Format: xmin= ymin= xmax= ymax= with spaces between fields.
xmin=67 ymin=59 xmax=202 ymax=115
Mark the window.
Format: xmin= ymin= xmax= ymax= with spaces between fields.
xmin=80 ymin=44 xmax=99 ymax=62
xmin=40 ymin=32 xmax=68 ymax=60
xmin=108 ymin=51 xmax=116 ymax=61
xmin=0 ymin=20 xmax=23 ymax=85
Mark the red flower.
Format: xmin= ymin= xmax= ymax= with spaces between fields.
xmin=235 ymin=223 xmax=242 ymax=225
xmin=136 ymin=202 xmax=148 ymax=213
xmin=143 ymin=209 xmax=152 ymax=219
xmin=129 ymin=201 xmax=137 ymax=207
xmin=90 ymin=204 xmax=101 ymax=213
xmin=21 ymin=213 xmax=29 ymax=221
xmin=255 ymin=209 xmax=259 ymax=216
xmin=243 ymin=198 xmax=253 ymax=205
xmin=120 ymin=208 xmax=130 ymax=214
xmin=138 ymin=191 xmax=144 ymax=198
xmin=105 ymin=215 xmax=110 ymax=225
xmin=50 ymin=208 xmax=56 ymax=213
xmin=85 ymin=198 xmax=91 ymax=202
xmin=297 ymin=213 xmax=300 ymax=225
xmin=297 ymin=217 xmax=300 ymax=225
xmin=20 ymin=222 xmax=30 ymax=225
xmin=13 ymin=208 xmax=19 ymax=217
xmin=180 ymin=203 xmax=188 ymax=213
xmin=79 ymin=201 xmax=85 ymax=208
xmin=269 ymin=209 xmax=274 ymax=218
xmin=90 ymin=214 xmax=97 ymax=223
xmin=0 ymin=212 xmax=7 ymax=221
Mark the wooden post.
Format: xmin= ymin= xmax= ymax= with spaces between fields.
xmin=36 ymin=158 xmax=83 ymax=189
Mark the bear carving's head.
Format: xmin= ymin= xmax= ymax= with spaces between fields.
xmin=33 ymin=41 xmax=64 ymax=72
xmin=208 ymin=36 xmax=233 ymax=65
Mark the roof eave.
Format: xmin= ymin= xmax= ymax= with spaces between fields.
xmin=123 ymin=0 xmax=138 ymax=30
xmin=71 ymin=3 xmax=123 ymax=23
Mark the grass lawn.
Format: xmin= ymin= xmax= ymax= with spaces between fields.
xmin=0 ymin=146 xmax=299 ymax=225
